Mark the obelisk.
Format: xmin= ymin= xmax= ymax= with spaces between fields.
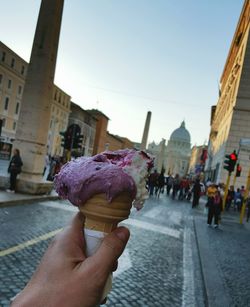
xmin=157 ymin=138 xmax=166 ymax=172
xmin=140 ymin=111 xmax=151 ymax=151
xmin=14 ymin=0 xmax=64 ymax=194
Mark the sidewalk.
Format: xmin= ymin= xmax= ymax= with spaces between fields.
xmin=0 ymin=189 xmax=59 ymax=207
xmin=194 ymin=201 xmax=250 ymax=307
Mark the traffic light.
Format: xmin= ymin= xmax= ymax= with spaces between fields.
xmin=60 ymin=130 xmax=72 ymax=150
xmin=60 ymin=131 xmax=66 ymax=148
xmin=224 ymin=150 xmax=237 ymax=173
xmin=236 ymin=164 xmax=242 ymax=177
xmin=73 ymin=134 xmax=83 ymax=149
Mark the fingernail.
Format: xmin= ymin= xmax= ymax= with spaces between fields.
xmin=114 ymin=227 xmax=130 ymax=242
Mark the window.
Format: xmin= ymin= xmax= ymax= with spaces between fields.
xmin=13 ymin=122 xmax=16 ymax=131
xmin=2 ymin=118 xmax=6 ymax=127
xmin=21 ymin=65 xmax=25 ymax=75
xmin=11 ymin=58 xmax=15 ymax=68
xmin=18 ymin=85 xmax=22 ymax=95
xmin=2 ymin=51 xmax=6 ymax=62
xmin=15 ymin=102 xmax=20 ymax=114
xmin=8 ymin=79 xmax=12 ymax=89
xmin=54 ymin=90 xmax=57 ymax=100
xmin=4 ymin=97 xmax=9 ymax=110
xmin=0 ymin=74 xmax=2 ymax=84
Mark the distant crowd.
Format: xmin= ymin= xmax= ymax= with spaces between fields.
xmin=146 ymin=170 xmax=250 ymax=227
xmin=147 ymin=170 xmax=205 ymax=208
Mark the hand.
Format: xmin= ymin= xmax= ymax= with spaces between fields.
xmin=11 ymin=212 xmax=130 ymax=307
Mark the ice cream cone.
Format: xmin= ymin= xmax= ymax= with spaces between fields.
xmin=79 ymin=192 xmax=133 ymax=301
xmin=79 ymin=192 xmax=133 ymax=233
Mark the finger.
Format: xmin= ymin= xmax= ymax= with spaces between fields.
xmin=112 ymin=261 xmax=118 ymax=272
xmin=91 ymin=227 xmax=130 ymax=274
xmin=51 ymin=212 xmax=86 ymax=258
xmin=100 ymin=297 xmax=107 ymax=305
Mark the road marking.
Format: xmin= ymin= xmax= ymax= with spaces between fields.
xmin=143 ymin=206 xmax=163 ymax=218
xmin=182 ymin=226 xmax=195 ymax=307
xmin=122 ymin=218 xmax=180 ymax=238
xmin=40 ymin=201 xmax=78 ymax=212
xmin=169 ymin=211 xmax=182 ymax=225
xmin=0 ymin=229 xmax=62 ymax=257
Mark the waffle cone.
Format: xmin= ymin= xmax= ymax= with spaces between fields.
xmin=79 ymin=192 xmax=133 ymax=233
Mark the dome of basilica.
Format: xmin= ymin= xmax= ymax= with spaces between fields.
xmin=170 ymin=121 xmax=191 ymax=143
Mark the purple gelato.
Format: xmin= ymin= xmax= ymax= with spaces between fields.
xmin=54 ymin=150 xmax=137 ymax=206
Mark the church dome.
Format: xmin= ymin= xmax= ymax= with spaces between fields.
xmin=170 ymin=121 xmax=191 ymax=143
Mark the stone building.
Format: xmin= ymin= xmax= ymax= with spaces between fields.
xmin=147 ymin=121 xmax=191 ymax=176
xmin=165 ymin=121 xmax=191 ymax=177
xmin=205 ymin=0 xmax=250 ymax=187
xmin=147 ymin=139 xmax=166 ymax=172
xmin=188 ymin=145 xmax=208 ymax=177
xmin=48 ymin=85 xmax=71 ymax=156
xmin=68 ymin=102 xmax=97 ymax=157
xmin=0 ymin=42 xmax=27 ymax=148
xmin=88 ymin=109 xmax=134 ymax=154
xmin=0 ymin=41 xmax=71 ymax=159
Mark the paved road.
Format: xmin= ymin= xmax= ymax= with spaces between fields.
xmin=0 ymin=195 xmax=205 ymax=306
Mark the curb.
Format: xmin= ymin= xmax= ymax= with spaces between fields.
xmin=0 ymin=195 xmax=60 ymax=208
xmin=193 ymin=218 xmax=209 ymax=307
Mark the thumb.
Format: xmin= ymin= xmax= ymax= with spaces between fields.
xmin=91 ymin=226 xmax=130 ymax=275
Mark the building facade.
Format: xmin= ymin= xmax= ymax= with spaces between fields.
xmin=147 ymin=139 xmax=166 ymax=172
xmin=0 ymin=41 xmax=71 ymax=159
xmin=165 ymin=121 xmax=191 ymax=177
xmin=68 ymin=102 xmax=97 ymax=157
xmin=48 ymin=85 xmax=71 ymax=156
xmin=0 ymin=42 xmax=27 ymax=151
xmin=88 ymin=109 xmax=134 ymax=154
xmin=188 ymin=145 xmax=208 ymax=177
xmin=205 ymin=0 xmax=250 ymax=187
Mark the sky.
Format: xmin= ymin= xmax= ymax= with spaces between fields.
xmin=0 ymin=0 xmax=245 ymax=146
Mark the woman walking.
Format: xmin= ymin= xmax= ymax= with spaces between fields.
xmin=7 ymin=148 xmax=23 ymax=193
xmin=207 ymin=189 xmax=222 ymax=228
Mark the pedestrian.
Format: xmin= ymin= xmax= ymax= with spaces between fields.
xmin=172 ymin=174 xmax=180 ymax=200
xmin=225 ymin=185 xmax=235 ymax=211
xmin=166 ymin=175 xmax=173 ymax=196
xmin=148 ymin=169 xmax=159 ymax=196
xmin=234 ymin=188 xmax=242 ymax=212
xmin=156 ymin=170 xmax=165 ymax=197
xmin=46 ymin=156 xmax=57 ymax=181
xmin=6 ymin=148 xmax=23 ymax=193
xmin=207 ymin=189 xmax=222 ymax=228
xmin=43 ymin=153 xmax=50 ymax=176
xmin=192 ymin=178 xmax=201 ymax=208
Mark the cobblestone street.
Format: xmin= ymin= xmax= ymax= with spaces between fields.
xmin=0 ymin=195 xmax=205 ymax=306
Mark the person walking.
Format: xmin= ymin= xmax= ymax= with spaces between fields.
xmin=225 ymin=185 xmax=235 ymax=211
xmin=7 ymin=148 xmax=23 ymax=193
xmin=172 ymin=174 xmax=180 ymax=200
xmin=192 ymin=178 xmax=201 ymax=208
xmin=207 ymin=189 xmax=222 ymax=228
xmin=148 ymin=169 xmax=159 ymax=196
xmin=156 ymin=170 xmax=165 ymax=197
xmin=166 ymin=175 xmax=173 ymax=196
xmin=234 ymin=188 xmax=242 ymax=212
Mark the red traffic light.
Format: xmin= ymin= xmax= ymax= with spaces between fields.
xmin=236 ymin=163 xmax=242 ymax=177
xmin=230 ymin=153 xmax=237 ymax=161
